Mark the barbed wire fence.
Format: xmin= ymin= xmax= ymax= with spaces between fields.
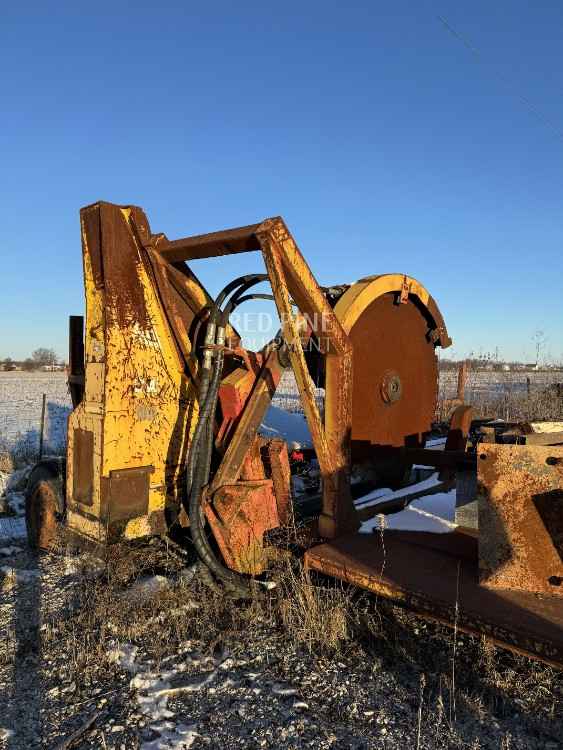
xmin=0 ymin=374 xmax=72 ymax=465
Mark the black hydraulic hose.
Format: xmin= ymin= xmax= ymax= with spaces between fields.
xmin=185 ymin=275 xmax=275 ymax=595
xmin=221 ymin=274 xmax=268 ymax=303
xmin=214 ymin=274 xmax=268 ymax=316
xmin=192 ymin=280 xmax=271 ymax=488
xmin=188 ymin=351 xmax=252 ymax=595
xmin=221 ymin=293 xmax=275 ymax=322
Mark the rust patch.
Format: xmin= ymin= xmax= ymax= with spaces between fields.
xmin=264 ymin=439 xmax=291 ymax=525
xmin=99 ymin=203 xmax=152 ymax=331
xmin=80 ymin=204 xmax=104 ymax=289
xmin=478 ymin=444 xmax=563 ymax=595
xmin=72 ymin=428 xmax=94 ymax=506
xmin=108 ymin=466 xmax=152 ymax=522
xmin=148 ymin=509 xmax=167 ymax=535
xmin=205 ymin=481 xmax=280 ymax=575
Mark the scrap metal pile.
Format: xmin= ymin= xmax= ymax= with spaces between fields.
xmin=25 ymin=202 xmax=563 ymax=666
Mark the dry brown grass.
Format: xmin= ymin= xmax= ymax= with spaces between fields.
xmin=275 ymin=563 xmax=353 ymax=653
xmin=437 ymin=373 xmax=563 ymax=424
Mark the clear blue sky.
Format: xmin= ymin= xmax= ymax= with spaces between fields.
xmin=1 ymin=1 xmax=562 ymax=363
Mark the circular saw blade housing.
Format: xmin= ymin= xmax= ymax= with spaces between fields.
xmin=333 ymin=275 xmax=450 ymax=460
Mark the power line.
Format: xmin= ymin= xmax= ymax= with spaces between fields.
xmin=438 ymin=14 xmax=563 ymax=143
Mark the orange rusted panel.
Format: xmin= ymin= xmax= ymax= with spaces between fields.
xmin=219 ymin=355 xmax=263 ymax=420
xmin=204 ymin=481 xmax=279 ymax=575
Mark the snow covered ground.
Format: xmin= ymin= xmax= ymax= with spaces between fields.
xmin=0 ymin=372 xmax=70 ymax=459
xmin=0 ymin=373 xmax=458 ymax=546
xmin=1 ymin=377 xmax=560 ymax=750
xmin=0 ymin=468 xmax=29 ymax=543
xmin=356 ymin=475 xmax=456 ymax=534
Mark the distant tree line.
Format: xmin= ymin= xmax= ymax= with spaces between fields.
xmin=1 ymin=348 xmax=64 ymax=371
xmin=440 ymin=357 xmax=562 ymax=372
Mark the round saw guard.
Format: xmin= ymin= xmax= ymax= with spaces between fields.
xmin=332 ymin=274 xmax=451 ymax=462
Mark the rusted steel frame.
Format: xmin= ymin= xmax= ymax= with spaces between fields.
xmin=256 ymin=219 xmax=358 ymax=538
xmin=144 ymin=247 xmax=196 ymax=376
xmin=210 ymin=346 xmax=285 ymax=491
xmin=445 ymin=404 xmax=473 ymax=452
xmin=308 ymin=554 xmax=563 ymax=669
xmin=501 ymin=430 xmax=563 ymax=446
xmin=371 ymin=446 xmax=475 ymax=470
xmin=439 ymin=404 xmax=474 ymax=481
xmin=523 ymin=432 xmax=563 ymax=446
xmin=477 ymin=444 xmax=563 ymax=595
xmin=256 ymin=219 xmax=350 ymax=358
xmin=155 ymin=222 xmax=263 ymax=263
xmin=304 ymin=532 xmax=563 ymax=667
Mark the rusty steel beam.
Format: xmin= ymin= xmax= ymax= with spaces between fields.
xmin=155 ymin=222 xmax=263 ymax=262
xmin=371 ymin=446 xmax=475 ymax=470
xmin=305 ymin=530 xmax=563 ymax=667
xmin=256 ymin=219 xmax=358 ymax=538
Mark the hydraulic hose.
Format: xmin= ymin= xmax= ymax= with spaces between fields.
xmin=188 ymin=349 xmax=253 ymax=595
xmin=187 ymin=277 xmax=266 ymax=493
xmin=185 ymin=274 xmax=279 ymax=595
xmin=221 ymin=293 xmax=275 ymax=322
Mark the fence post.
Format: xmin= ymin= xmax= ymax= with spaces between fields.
xmin=39 ymin=393 xmax=46 ymax=460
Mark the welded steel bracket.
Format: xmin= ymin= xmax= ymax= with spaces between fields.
xmin=477 ymin=444 xmax=563 ymax=595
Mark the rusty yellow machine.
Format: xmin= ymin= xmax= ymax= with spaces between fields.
xmin=25 ymin=202 xmax=563 ymax=667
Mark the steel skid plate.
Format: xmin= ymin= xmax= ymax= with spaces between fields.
xmin=305 ymin=530 xmax=563 ymax=667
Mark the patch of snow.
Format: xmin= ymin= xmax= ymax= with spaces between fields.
xmin=6 ymin=492 xmax=26 ymax=517
xmin=355 ymin=474 xmax=442 ymax=510
xmin=0 ymin=516 xmax=27 ymax=541
xmin=257 ymin=580 xmax=277 ymax=591
xmin=141 ymin=722 xmax=198 ymax=750
xmin=5 ymin=467 xmax=31 ymax=494
xmin=361 ymin=500 xmax=456 ymax=535
xmin=109 ymin=643 xmax=139 ymax=673
xmin=112 ymin=641 xmax=226 ymax=749
xmin=272 ymin=684 xmax=299 ymax=697
xmin=0 ymin=545 xmax=23 ymax=557
xmin=357 ymin=473 xmax=457 ymax=535
xmin=425 ymin=437 xmax=446 ymax=449
xmin=260 ymin=405 xmax=312 ymax=447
